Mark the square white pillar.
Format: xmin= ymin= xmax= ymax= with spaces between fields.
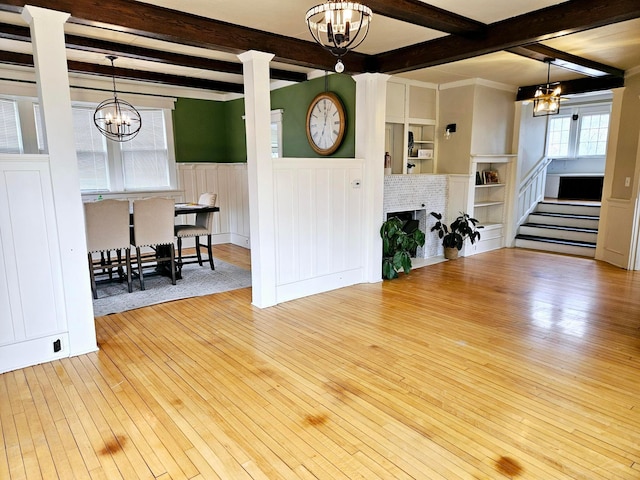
xmin=353 ymin=73 xmax=390 ymax=283
xmin=22 ymin=5 xmax=97 ymax=356
xmin=238 ymin=50 xmax=277 ymax=308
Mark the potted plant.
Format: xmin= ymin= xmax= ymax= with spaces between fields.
xmin=429 ymin=211 xmax=483 ymax=260
xmin=380 ymin=216 xmax=426 ymax=279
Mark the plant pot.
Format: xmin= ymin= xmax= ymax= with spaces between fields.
xmin=444 ymin=247 xmax=459 ymax=260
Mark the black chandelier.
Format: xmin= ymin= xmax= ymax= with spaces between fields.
xmin=305 ymin=1 xmax=372 ymax=73
xmin=93 ymin=56 xmax=142 ymax=142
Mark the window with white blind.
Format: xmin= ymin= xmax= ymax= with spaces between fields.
xmin=0 ymin=99 xmax=23 ymax=154
xmin=72 ymin=107 xmax=110 ymax=191
xmin=35 ymin=103 xmax=174 ymax=192
xmin=120 ymin=109 xmax=169 ymax=189
xmin=545 ymin=104 xmax=611 ymax=159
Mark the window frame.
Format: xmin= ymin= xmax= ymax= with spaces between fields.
xmin=0 ymin=97 xmax=24 ymax=154
xmin=545 ymin=103 xmax=612 ymax=160
xmin=35 ymin=101 xmax=177 ymax=193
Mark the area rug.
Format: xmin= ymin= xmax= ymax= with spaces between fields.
xmin=92 ymin=259 xmax=252 ymax=316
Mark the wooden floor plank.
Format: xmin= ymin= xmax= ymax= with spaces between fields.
xmin=2 ymin=246 xmax=640 ymax=479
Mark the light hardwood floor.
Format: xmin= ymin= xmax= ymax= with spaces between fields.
xmin=2 ymin=247 xmax=639 ymax=479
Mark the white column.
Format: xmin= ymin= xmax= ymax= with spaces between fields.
xmin=22 ymin=6 xmax=97 ymax=355
xmin=237 ymin=50 xmax=277 ymax=308
xmin=353 ymin=73 xmax=390 ymax=283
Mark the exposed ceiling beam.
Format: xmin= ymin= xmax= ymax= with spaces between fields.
xmin=365 ymin=0 xmax=485 ymax=36
xmin=0 ymin=49 xmax=245 ymax=93
xmin=508 ymin=44 xmax=625 ymax=78
xmin=375 ymin=0 xmax=640 ymax=73
xmin=0 ymin=0 xmax=370 ymax=73
xmin=0 ymin=21 xmax=307 ymax=83
xmin=516 ymin=75 xmax=624 ymax=101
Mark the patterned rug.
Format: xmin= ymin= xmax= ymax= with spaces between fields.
xmin=92 ymin=259 xmax=252 ymax=316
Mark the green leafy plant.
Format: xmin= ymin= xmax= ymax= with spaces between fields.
xmin=430 ymin=211 xmax=482 ymax=251
xmin=380 ymin=216 xmax=426 ymax=279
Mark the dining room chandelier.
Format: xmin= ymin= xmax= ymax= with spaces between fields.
xmin=305 ymin=1 xmax=372 ymax=73
xmin=93 ymin=56 xmax=142 ymax=142
xmin=533 ymin=60 xmax=563 ymax=117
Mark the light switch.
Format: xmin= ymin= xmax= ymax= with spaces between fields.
xmin=625 ymin=177 xmax=631 ymax=187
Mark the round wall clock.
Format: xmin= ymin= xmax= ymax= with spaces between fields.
xmin=306 ymin=92 xmax=346 ymax=155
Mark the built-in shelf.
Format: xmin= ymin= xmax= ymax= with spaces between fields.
xmin=468 ymin=154 xmax=515 ymax=255
xmin=385 ymin=80 xmax=438 ymax=174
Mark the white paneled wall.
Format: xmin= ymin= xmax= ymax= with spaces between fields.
xmin=273 ymin=158 xmax=365 ymax=303
xmin=0 ymin=155 xmax=70 ymax=373
xmin=177 ymin=163 xmax=250 ymax=247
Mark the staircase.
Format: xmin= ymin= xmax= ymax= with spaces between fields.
xmin=515 ymin=201 xmax=600 ymax=257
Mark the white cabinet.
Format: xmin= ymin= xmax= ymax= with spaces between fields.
xmin=385 ymin=80 xmax=438 ymax=175
xmin=468 ymin=155 xmax=515 ymax=255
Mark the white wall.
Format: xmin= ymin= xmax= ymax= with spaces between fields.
xmin=273 ymin=158 xmax=365 ymax=303
xmin=0 ymin=155 xmax=73 ymax=373
xmin=177 ymin=163 xmax=250 ymax=247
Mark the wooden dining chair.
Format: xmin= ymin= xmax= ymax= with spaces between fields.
xmin=84 ymin=199 xmax=132 ymax=299
xmin=174 ymin=193 xmax=217 ymax=275
xmin=130 ymin=197 xmax=176 ymax=290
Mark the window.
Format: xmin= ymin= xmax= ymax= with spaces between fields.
xmin=578 ymin=113 xmax=609 ymax=156
xmin=545 ymin=104 xmax=611 ymax=159
xmin=121 ymin=110 xmax=170 ymax=189
xmin=271 ymin=109 xmax=283 ymax=158
xmin=0 ymin=99 xmax=23 ymax=154
xmin=72 ymin=107 xmax=110 ymax=191
xmin=547 ymin=116 xmax=570 ymax=157
xmin=35 ymin=103 xmax=174 ymax=192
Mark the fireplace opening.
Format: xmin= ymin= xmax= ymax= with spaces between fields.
xmin=387 ymin=211 xmax=421 ymax=256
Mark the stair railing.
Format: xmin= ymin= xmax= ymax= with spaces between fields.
xmin=516 ymin=157 xmax=553 ymax=226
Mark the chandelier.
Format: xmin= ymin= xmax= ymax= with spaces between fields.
xmin=305 ymin=1 xmax=372 ymax=73
xmin=94 ymin=56 xmax=142 ymax=142
xmin=533 ymin=60 xmax=562 ymax=117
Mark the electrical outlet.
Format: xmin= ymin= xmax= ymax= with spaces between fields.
xmin=53 ymin=339 xmax=62 ymax=353
xmin=625 ymin=177 xmax=631 ymax=187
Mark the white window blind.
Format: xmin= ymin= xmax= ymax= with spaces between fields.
xmin=120 ymin=109 xmax=169 ymax=190
xmin=0 ymin=99 xmax=22 ymax=154
xmin=72 ymin=107 xmax=110 ymax=191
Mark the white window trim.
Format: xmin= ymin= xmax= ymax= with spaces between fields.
xmin=546 ymin=103 xmax=612 ymax=160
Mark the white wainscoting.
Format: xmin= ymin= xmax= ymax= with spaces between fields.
xmin=0 ymin=155 xmax=70 ymax=373
xmin=177 ymin=163 xmax=250 ymax=248
xmin=517 ymin=158 xmax=551 ymax=226
xmin=273 ymin=158 xmax=365 ymax=303
xmin=597 ymin=198 xmax=636 ymax=269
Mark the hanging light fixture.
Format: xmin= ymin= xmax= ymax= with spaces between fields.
xmin=94 ymin=56 xmax=141 ymax=142
xmin=533 ymin=59 xmax=563 ymax=117
xmin=305 ymin=1 xmax=372 ymax=73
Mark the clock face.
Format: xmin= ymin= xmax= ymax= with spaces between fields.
xmin=306 ymin=92 xmax=346 ymax=155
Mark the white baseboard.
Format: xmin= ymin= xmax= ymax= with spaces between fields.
xmin=0 ymin=333 xmax=70 ymax=374
xmin=276 ymin=268 xmax=363 ymax=304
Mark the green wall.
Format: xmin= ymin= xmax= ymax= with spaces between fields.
xmin=173 ymin=98 xmax=228 ymax=162
xmin=172 ymin=74 xmax=356 ymax=163
xmin=273 ymin=74 xmax=356 ymax=158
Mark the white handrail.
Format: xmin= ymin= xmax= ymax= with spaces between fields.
xmin=516 ymin=157 xmax=553 ymax=225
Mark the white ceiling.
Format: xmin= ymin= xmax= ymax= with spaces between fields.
xmin=1 ymin=1 xmax=640 ymax=94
